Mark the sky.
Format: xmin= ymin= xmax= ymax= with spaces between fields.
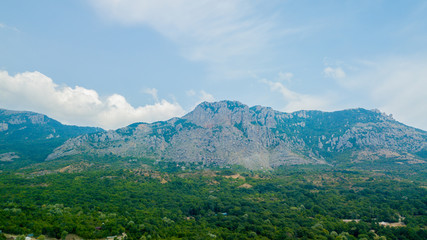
xmin=1 ymin=0 xmax=427 ymax=130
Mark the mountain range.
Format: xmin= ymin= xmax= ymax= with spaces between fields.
xmin=31 ymin=100 xmax=427 ymax=169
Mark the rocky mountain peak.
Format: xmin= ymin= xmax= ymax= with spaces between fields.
xmin=0 ymin=109 xmax=50 ymax=125
xmin=183 ymin=100 xmax=251 ymax=128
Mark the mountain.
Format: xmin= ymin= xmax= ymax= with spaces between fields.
xmin=0 ymin=109 xmax=103 ymax=165
xmin=47 ymin=101 xmax=427 ymax=169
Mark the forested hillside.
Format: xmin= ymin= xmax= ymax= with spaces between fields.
xmin=0 ymin=159 xmax=426 ymax=240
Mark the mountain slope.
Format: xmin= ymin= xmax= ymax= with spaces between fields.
xmin=0 ymin=109 xmax=103 ymax=165
xmin=47 ymin=101 xmax=427 ymax=169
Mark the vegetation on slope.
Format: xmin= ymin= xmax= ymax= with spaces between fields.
xmin=0 ymin=158 xmax=426 ymax=240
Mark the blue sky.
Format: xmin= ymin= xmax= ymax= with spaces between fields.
xmin=1 ymin=0 xmax=427 ymax=130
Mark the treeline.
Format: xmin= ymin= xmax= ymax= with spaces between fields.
xmin=0 ymin=166 xmax=426 ymax=239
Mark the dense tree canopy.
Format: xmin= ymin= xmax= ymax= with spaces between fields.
xmin=0 ymin=159 xmax=426 ymax=240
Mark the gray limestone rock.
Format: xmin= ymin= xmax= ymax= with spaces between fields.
xmin=47 ymin=101 xmax=427 ymax=169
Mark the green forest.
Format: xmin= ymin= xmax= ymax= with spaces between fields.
xmin=0 ymin=157 xmax=426 ymax=240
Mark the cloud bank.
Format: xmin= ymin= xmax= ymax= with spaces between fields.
xmin=0 ymin=71 xmax=185 ymax=129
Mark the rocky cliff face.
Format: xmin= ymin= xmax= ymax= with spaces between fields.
xmin=47 ymin=101 xmax=427 ymax=169
xmin=0 ymin=109 xmax=103 ymax=163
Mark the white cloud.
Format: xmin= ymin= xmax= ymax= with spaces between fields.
xmin=0 ymin=22 xmax=20 ymax=32
xmin=200 ymin=90 xmax=215 ymax=102
xmin=323 ymin=67 xmax=346 ymax=79
xmin=143 ymin=87 xmax=159 ymax=102
xmin=343 ymin=57 xmax=427 ymax=130
xmin=89 ymin=0 xmax=276 ymax=78
xmin=186 ymin=89 xmax=215 ymax=109
xmin=262 ymin=79 xmax=331 ymax=112
xmin=278 ymin=72 xmax=293 ymax=82
xmin=0 ymin=71 xmax=185 ymax=129
xmin=185 ymin=89 xmax=196 ymax=97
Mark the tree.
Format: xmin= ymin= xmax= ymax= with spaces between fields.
xmin=61 ymin=231 xmax=68 ymax=240
xmin=37 ymin=235 xmax=46 ymax=240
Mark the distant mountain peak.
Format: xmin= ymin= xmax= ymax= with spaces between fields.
xmin=192 ymin=100 xmax=248 ymax=113
xmin=0 ymin=108 xmax=104 ymax=164
xmin=0 ymin=108 xmax=52 ymax=125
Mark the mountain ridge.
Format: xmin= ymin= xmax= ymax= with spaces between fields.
xmin=46 ymin=100 xmax=427 ymax=169
xmin=0 ymin=108 xmax=103 ymax=165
